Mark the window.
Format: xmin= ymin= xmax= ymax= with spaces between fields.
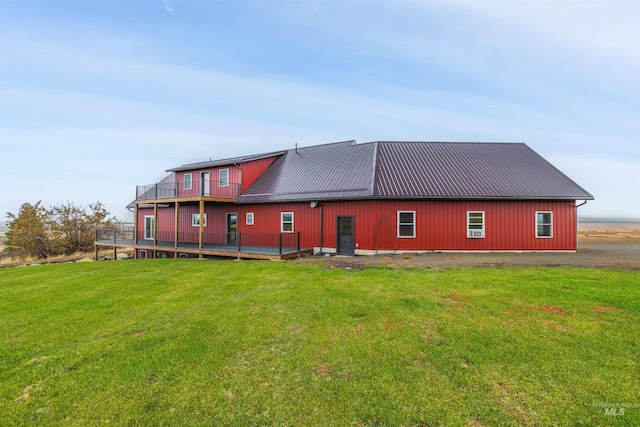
xmin=219 ymin=169 xmax=229 ymax=187
xmin=192 ymin=213 xmax=207 ymax=227
xmin=536 ymin=212 xmax=553 ymax=238
xmin=184 ymin=173 xmax=192 ymax=190
xmin=144 ymin=216 xmax=154 ymax=240
xmin=179 ymin=253 xmax=188 ymax=258
xmin=246 ymin=212 xmax=254 ymax=225
xmin=281 ymin=212 xmax=294 ymax=232
xmin=140 ymin=250 xmax=147 ymax=259
xmin=397 ymin=211 xmax=415 ymax=238
xmin=467 ymin=211 xmax=485 ymax=238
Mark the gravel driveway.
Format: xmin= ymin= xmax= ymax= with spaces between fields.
xmin=296 ymin=238 xmax=640 ymax=271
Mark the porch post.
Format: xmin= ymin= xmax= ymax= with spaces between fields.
xmin=279 ymin=233 xmax=283 ymax=255
xmin=153 ymin=203 xmax=158 ymax=246
xmin=199 ymin=200 xmax=204 ymax=249
xmin=134 ymin=203 xmax=139 ymax=245
xmin=174 ymin=202 xmax=179 ymax=248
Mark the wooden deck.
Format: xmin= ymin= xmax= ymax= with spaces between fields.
xmin=94 ymin=239 xmax=312 ymax=261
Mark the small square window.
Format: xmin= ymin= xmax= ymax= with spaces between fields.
xmin=192 ymin=213 xmax=207 ymax=227
xmin=397 ymin=211 xmax=415 ymax=238
xmin=184 ymin=173 xmax=192 ymax=190
xmin=467 ymin=211 xmax=485 ymax=238
xmin=281 ymin=212 xmax=294 ymax=233
xmin=246 ymin=212 xmax=254 ymax=225
xmin=140 ymin=250 xmax=147 ymax=259
xmin=219 ymin=169 xmax=229 ymax=187
xmin=536 ymin=212 xmax=553 ymax=238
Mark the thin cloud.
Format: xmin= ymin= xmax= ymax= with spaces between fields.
xmin=162 ymin=0 xmax=173 ymax=13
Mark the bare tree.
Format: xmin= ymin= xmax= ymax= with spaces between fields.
xmin=5 ymin=201 xmax=51 ymax=258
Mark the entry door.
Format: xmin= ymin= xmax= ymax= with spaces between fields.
xmin=226 ymin=213 xmax=238 ymax=245
xmin=337 ymin=216 xmax=355 ymax=255
xmin=144 ymin=216 xmax=155 ymax=240
xmin=201 ymin=171 xmax=211 ymax=196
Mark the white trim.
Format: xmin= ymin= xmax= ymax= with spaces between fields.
xmin=246 ymin=212 xmax=254 ymax=225
xmin=179 ymin=253 xmax=189 ymax=258
xmin=397 ymin=210 xmax=416 ymax=238
xmin=192 ymin=213 xmax=207 ymax=227
xmin=281 ymin=212 xmax=294 ymax=233
xmin=183 ymin=173 xmax=192 ymax=190
xmin=536 ymin=211 xmax=553 ymax=238
xmin=140 ymin=250 xmax=147 ymax=259
xmin=144 ymin=215 xmax=154 ymax=240
xmin=219 ymin=169 xmax=229 ymax=187
xmin=467 ymin=211 xmax=485 ymax=238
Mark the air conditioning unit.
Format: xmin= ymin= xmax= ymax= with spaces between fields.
xmin=468 ymin=230 xmax=484 ymax=238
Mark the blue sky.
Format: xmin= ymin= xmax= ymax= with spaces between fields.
xmin=1 ymin=0 xmax=638 ymax=221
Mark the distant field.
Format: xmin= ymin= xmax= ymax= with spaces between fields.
xmin=578 ymin=219 xmax=640 ymax=239
xmin=1 ymin=261 xmax=638 ymax=426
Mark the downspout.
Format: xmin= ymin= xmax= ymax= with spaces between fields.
xmin=319 ymin=204 xmax=323 ymax=255
xmin=575 ymin=200 xmax=588 ymax=251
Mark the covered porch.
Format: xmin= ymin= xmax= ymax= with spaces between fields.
xmin=95 ymin=227 xmax=312 ymax=260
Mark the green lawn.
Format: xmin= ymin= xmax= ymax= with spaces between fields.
xmin=1 ymin=260 xmax=638 ymax=426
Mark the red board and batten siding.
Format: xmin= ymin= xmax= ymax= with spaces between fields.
xmin=234 ymin=200 xmax=578 ymax=251
xmin=168 ymin=156 xmax=278 ymax=197
xmin=175 ymin=167 xmax=241 ymax=197
xmin=139 ymin=199 xmax=577 ymax=251
xmin=241 ymin=156 xmax=279 ymax=192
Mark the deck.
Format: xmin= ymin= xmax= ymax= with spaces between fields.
xmin=95 ymin=232 xmax=312 ymax=260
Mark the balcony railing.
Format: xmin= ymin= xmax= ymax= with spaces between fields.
xmin=136 ymin=179 xmax=240 ymax=201
xmin=95 ymin=226 xmax=135 ymax=244
xmin=96 ymin=228 xmax=301 ymax=255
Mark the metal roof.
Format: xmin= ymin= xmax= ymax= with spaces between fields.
xmin=236 ymin=141 xmax=593 ymax=203
xmin=166 ymin=150 xmax=286 ymax=172
xmin=236 ymin=141 xmax=376 ymax=203
xmin=373 ymin=141 xmax=594 ymax=199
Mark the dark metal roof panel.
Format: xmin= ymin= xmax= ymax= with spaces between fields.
xmin=236 ymin=141 xmax=376 ymax=203
xmin=373 ymin=142 xmax=594 ymax=199
xmin=167 ymin=150 xmax=286 ymax=172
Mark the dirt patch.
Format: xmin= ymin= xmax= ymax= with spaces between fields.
xmin=295 ymin=238 xmax=640 ymax=271
xmin=315 ymin=362 xmax=332 ymax=379
xmin=537 ymin=305 xmax=566 ymax=316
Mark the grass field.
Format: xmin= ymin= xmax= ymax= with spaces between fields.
xmin=1 ymin=260 xmax=638 ymax=426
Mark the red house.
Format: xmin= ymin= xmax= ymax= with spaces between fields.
xmin=95 ymin=140 xmax=594 ymax=259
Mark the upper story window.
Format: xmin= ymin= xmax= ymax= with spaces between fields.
xmin=467 ymin=211 xmax=485 ymax=238
xmin=397 ymin=211 xmax=415 ymax=238
xmin=536 ymin=212 xmax=553 ymax=238
xmin=219 ymin=169 xmax=229 ymax=187
xmin=281 ymin=212 xmax=294 ymax=232
xmin=184 ymin=173 xmax=192 ymax=190
xmin=246 ymin=212 xmax=254 ymax=225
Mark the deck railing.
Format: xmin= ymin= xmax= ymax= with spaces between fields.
xmin=95 ymin=226 xmax=135 ymax=243
xmin=136 ymin=179 xmax=241 ymax=201
xmin=97 ymin=228 xmax=301 ymax=255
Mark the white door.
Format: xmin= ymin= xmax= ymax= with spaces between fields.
xmin=201 ymin=171 xmax=210 ymax=196
xmin=144 ymin=216 xmax=155 ymax=240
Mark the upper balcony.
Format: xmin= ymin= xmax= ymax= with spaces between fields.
xmin=136 ymin=178 xmax=240 ymax=202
